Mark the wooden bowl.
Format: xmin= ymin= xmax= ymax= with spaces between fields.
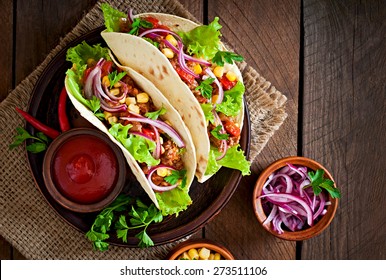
xmin=167 ymin=239 xmax=235 ymax=260
xmin=253 ymin=156 xmax=339 ymax=241
xmin=42 ymin=128 xmax=126 ymax=213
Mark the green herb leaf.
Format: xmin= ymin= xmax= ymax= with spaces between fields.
xmin=164 ymin=169 xmax=187 ymax=186
xmin=88 ymin=96 xmax=101 ymax=114
xmin=212 ymin=51 xmax=244 ymax=67
xmin=9 ymin=127 xmax=48 ymax=153
xmin=108 ymin=70 xmax=127 ymax=88
xmin=129 ymin=18 xmax=153 ymax=36
xmin=135 ymin=230 xmax=154 ymax=248
xmin=145 ymin=106 xmax=167 ymax=120
xmin=211 ymin=125 xmax=229 ymax=140
xmin=143 ymin=37 xmax=160 ymax=48
xmin=195 ymin=78 xmax=215 ymax=99
xmin=26 ymin=142 xmax=47 ymax=153
xmin=307 ymin=169 xmax=341 ymax=199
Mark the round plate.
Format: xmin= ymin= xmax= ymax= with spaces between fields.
xmin=26 ymin=27 xmax=250 ymax=247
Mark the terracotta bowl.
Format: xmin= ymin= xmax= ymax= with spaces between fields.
xmin=42 ymin=128 xmax=126 ymax=213
xmin=253 ymin=156 xmax=339 ymax=241
xmin=167 ymin=239 xmax=235 ymax=260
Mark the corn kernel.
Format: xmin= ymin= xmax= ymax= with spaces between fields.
xmin=102 ymin=76 xmax=110 ymax=87
xmin=86 ymin=58 xmax=96 ymax=67
xmin=125 ymin=97 xmax=136 ymax=105
xmin=179 ymin=252 xmax=191 ymax=260
xmin=193 ymin=64 xmax=202 ymax=75
xmin=188 ymin=248 xmax=199 ymax=260
xmin=128 ymin=104 xmax=140 ymax=114
xmin=156 ymin=168 xmax=172 ymax=177
xmin=110 ymin=88 xmax=120 ymax=96
xmin=103 ymin=111 xmax=113 ymax=119
xmin=226 ymin=71 xmax=237 ymax=82
xmin=213 ymin=66 xmax=224 ymax=78
xmin=119 ymin=97 xmax=126 ymax=104
xmin=136 ymin=92 xmax=149 ymax=103
xmin=211 ymin=94 xmax=219 ymax=104
xmin=208 ymin=253 xmax=215 ymax=260
xmin=107 ymin=116 xmax=118 ymax=124
xmin=114 ymin=82 xmax=122 ymax=88
xmin=162 ymin=48 xmax=174 ymax=59
xmin=214 ymin=253 xmax=221 ymax=260
xmin=198 ymin=247 xmax=210 ymax=260
xmin=165 ymin=34 xmax=178 ymax=47
xmin=160 ymin=146 xmax=165 ymax=154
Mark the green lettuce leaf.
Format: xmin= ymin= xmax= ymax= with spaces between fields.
xmin=109 ymin=123 xmax=160 ymax=167
xmin=215 ymin=81 xmax=245 ymax=117
xmin=179 ymin=17 xmax=222 ymax=60
xmin=66 ymin=41 xmax=110 ymax=68
xmin=200 ymin=103 xmax=215 ymax=124
xmin=101 ymin=3 xmax=126 ymax=32
xmin=205 ymin=144 xmax=251 ymax=176
xmin=155 ymin=187 xmax=192 ymax=216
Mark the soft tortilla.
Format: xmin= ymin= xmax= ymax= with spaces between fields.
xmin=102 ymin=13 xmax=244 ymax=182
xmin=65 ymin=63 xmax=196 ymax=209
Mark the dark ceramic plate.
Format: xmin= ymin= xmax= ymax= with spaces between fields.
xmin=26 ymin=27 xmax=250 ymax=247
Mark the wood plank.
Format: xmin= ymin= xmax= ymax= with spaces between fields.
xmin=178 ymin=0 xmax=204 ymax=22
xmin=205 ymin=0 xmax=300 ymax=259
xmin=0 ymin=0 xmax=13 ymax=101
xmin=302 ymin=0 xmax=386 ymax=259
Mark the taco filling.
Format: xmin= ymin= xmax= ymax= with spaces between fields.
xmin=101 ymin=4 xmax=250 ymax=178
xmin=65 ymin=41 xmax=193 ymax=215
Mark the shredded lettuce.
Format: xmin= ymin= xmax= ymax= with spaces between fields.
xmin=205 ymin=144 xmax=251 ymax=176
xmin=109 ymin=123 xmax=160 ymax=167
xmin=101 ymin=3 xmax=127 ymax=32
xmin=179 ymin=17 xmax=222 ymax=60
xmin=215 ymin=81 xmax=245 ymax=117
xmin=156 ymin=187 xmax=192 ymax=216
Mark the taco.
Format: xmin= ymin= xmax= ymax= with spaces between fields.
xmin=100 ymin=4 xmax=250 ymax=183
xmin=64 ymin=41 xmax=196 ymax=216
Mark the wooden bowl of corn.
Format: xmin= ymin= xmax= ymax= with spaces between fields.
xmin=167 ymin=239 xmax=234 ymax=260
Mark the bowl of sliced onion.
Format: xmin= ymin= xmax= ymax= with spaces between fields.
xmin=253 ymin=156 xmax=340 ymax=241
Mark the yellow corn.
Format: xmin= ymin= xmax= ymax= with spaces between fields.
xmin=213 ymin=66 xmax=224 ymax=78
xmin=136 ymin=92 xmax=149 ymax=103
xmin=214 ymin=253 xmax=221 ymax=260
xmin=107 ymin=116 xmax=118 ymax=124
xmin=125 ymin=97 xmax=136 ymax=105
xmin=188 ymin=248 xmax=199 ymax=260
xmin=198 ymin=247 xmax=210 ymax=260
xmin=128 ymin=104 xmax=140 ymax=114
xmin=103 ymin=111 xmax=113 ymax=120
xmin=102 ymin=76 xmax=110 ymax=87
xmin=179 ymin=252 xmax=191 ymax=260
xmin=165 ymin=34 xmax=178 ymax=47
xmin=86 ymin=58 xmax=96 ymax=67
xmin=160 ymin=146 xmax=165 ymax=154
xmin=211 ymin=94 xmax=219 ymax=104
xmin=110 ymin=88 xmax=120 ymax=96
xmin=156 ymin=168 xmax=172 ymax=177
xmin=114 ymin=82 xmax=121 ymax=88
xmin=193 ymin=64 xmax=202 ymax=75
xmin=208 ymin=253 xmax=215 ymax=260
xmin=226 ymin=71 xmax=237 ymax=82
xmin=162 ymin=48 xmax=174 ymax=59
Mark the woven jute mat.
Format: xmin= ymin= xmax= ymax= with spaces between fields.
xmin=0 ymin=0 xmax=287 ymax=259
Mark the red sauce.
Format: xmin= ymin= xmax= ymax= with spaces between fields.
xmin=52 ymin=135 xmax=118 ymax=204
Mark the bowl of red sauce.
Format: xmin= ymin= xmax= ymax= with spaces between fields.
xmin=43 ymin=128 xmax=126 ymax=213
xmin=253 ymin=156 xmax=340 ymax=241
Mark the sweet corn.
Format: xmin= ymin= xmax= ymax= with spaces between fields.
xmin=211 ymin=94 xmax=219 ymax=104
xmin=188 ymin=248 xmax=199 ymax=260
xmin=103 ymin=111 xmax=113 ymax=119
xmin=102 ymin=76 xmax=110 ymax=87
xmin=136 ymin=92 xmax=149 ymax=103
xmin=179 ymin=252 xmax=191 ymax=260
xmin=128 ymin=104 xmax=140 ymax=114
xmin=162 ymin=48 xmax=174 ymax=59
xmin=226 ymin=71 xmax=237 ymax=82
xmin=160 ymin=146 xmax=165 ymax=154
xmin=213 ymin=66 xmax=224 ymax=78
xmin=156 ymin=168 xmax=172 ymax=177
xmin=107 ymin=116 xmax=118 ymax=124
xmin=208 ymin=253 xmax=215 ymax=260
xmin=114 ymin=82 xmax=121 ymax=88
xmin=198 ymin=247 xmax=211 ymax=260
xmin=214 ymin=253 xmax=221 ymax=260
xmin=193 ymin=64 xmax=202 ymax=75
xmin=125 ymin=97 xmax=136 ymax=105
xmin=87 ymin=58 xmax=96 ymax=66
xmin=110 ymin=88 xmax=120 ymax=96
xmin=165 ymin=34 xmax=178 ymax=47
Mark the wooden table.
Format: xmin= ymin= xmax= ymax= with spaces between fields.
xmin=1 ymin=0 xmax=385 ymax=260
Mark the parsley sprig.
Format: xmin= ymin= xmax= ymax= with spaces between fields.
xmin=108 ymin=70 xmax=127 ymax=88
xmin=145 ymin=106 xmax=166 ymax=120
xmin=305 ymin=169 xmax=341 ymax=199
xmin=165 ymin=169 xmax=187 ymax=189
xmin=85 ymin=194 xmax=163 ymax=251
xmin=211 ymin=125 xmax=229 ymax=140
xmin=195 ymin=78 xmax=215 ymax=99
xmin=129 ymin=18 xmax=153 ymax=35
xmin=9 ymin=127 xmax=49 ymax=153
xmin=212 ymin=51 xmax=244 ymax=66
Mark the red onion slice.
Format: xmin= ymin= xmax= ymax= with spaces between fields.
xmin=205 ymin=68 xmax=224 ymax=105
xmin=152 ymin=125 xmax=161 ymax=160
xmin=139 ymin=28 xmax=182 ymax=41
xmin=147 ymin=165 xmax=178 ymax=192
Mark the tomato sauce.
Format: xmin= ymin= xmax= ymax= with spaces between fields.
xmin=52 ymin=134 xmax=118 ymax=204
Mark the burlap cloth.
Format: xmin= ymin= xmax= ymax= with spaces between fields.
xmin=0 ymin=0 xmax=287 ymax=259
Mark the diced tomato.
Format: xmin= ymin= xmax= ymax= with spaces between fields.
xmin=175 ymin=66 xmax=196 ymax=85
xmin=224 ymin=121 xmax=240 ymax=137
xmin=219 ymin=75 xmax=237 ymax=90
xmin=142 ymin=128 xmax=155 ymax=140
xmin=101 ymin=61 xmax=113 ymax=76
xmin=83 ymin=66 xmax=95 ymax=81
xmin=143 ymin=17 xmax=160 ymax=28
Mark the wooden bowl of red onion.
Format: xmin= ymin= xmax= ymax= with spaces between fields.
xmin=253 ymin=156 xmax=340 ymax=241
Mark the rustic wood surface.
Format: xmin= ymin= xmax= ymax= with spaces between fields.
xmin=0 ymin=0 xmax=384 ymax=260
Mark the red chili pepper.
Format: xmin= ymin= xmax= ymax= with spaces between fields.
xmin=15 ymin=107 xmax=60 ymax=139
xmin=58 ymin=87 xmax=71 ymax=132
